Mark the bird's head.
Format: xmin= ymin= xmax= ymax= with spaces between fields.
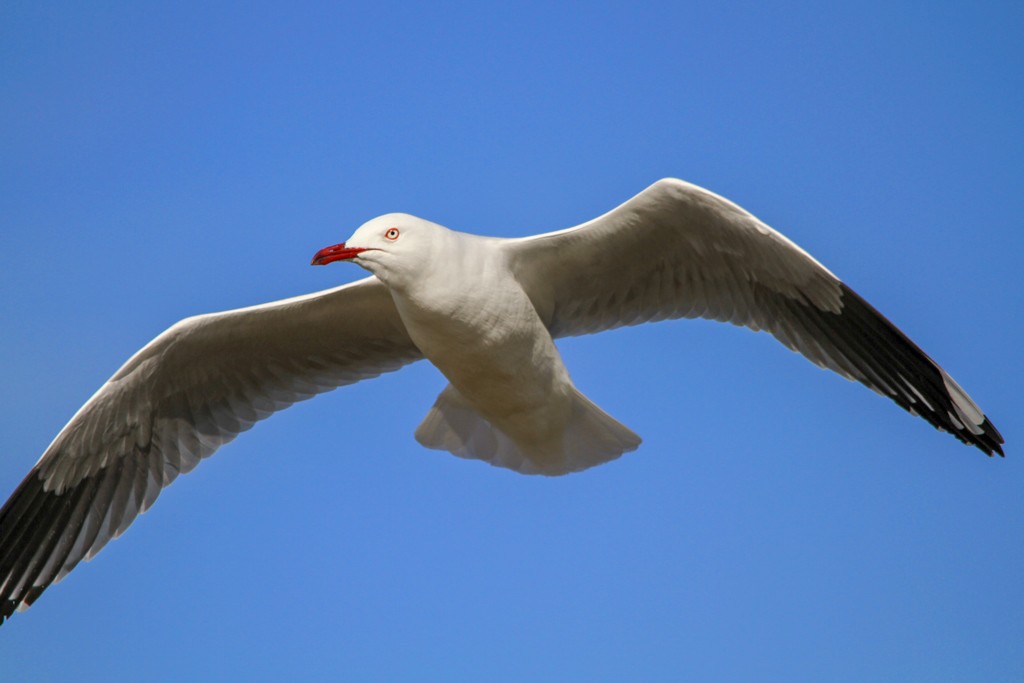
xmin=311 ymin=213 xmax=446 ymax=288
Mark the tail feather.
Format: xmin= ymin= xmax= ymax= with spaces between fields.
xmin=414 ymin=384 xmax=641 ymax=476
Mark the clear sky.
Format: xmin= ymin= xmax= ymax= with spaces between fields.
xmin=1 ymin=2 xmax=1021 ymax=681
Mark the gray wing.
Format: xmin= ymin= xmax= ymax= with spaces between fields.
xmin=0 ymin=277 xmax=421 ymax=623
xmin=505 ymin=178 xmax=1003 ymax=456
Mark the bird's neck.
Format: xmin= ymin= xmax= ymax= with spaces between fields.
xmin=388 ymin=235 xmax=509 ymax=316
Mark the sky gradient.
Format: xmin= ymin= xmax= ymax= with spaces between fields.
xmin=1 ymin=2 xmax=1022 ymax=681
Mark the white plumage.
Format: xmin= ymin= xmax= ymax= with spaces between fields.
xmin=0 ymin=178 xmax=1003 ymax=624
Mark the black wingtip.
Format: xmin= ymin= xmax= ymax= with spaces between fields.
xmin=0 ymin=466 xmax=88 ymax=627
xmin=979 ymin=418 xmax=1005 ymax=457
xmin=834 ymin=282 xmax=1005 ymax=458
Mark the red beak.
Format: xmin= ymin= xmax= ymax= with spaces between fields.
xmin=310 ymin=242 xmax=368 ymax=266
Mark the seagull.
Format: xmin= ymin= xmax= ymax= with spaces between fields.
xmin=0 ymin=178 xmax=1003 ymax=624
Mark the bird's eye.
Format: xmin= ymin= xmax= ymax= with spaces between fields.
xmin=385 ymin=228 xmax=400 ymax=241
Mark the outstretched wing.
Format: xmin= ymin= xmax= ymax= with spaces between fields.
xmin=0 ymin=276 xmax=421 ymax=622
xmin=506 ymin=178 xmax=1003 ymax=455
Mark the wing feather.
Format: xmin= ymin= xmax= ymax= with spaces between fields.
xmin=506 ymin=178 xmax=1003 ymax=456
xmin=0 ymin=276 xmax=421 ymax=622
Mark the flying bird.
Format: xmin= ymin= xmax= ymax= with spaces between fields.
xmin=0 ymin=178 xmax=1003 ymax=624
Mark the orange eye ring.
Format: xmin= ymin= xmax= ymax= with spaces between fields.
xmin=385 ymin=228 xmax=400 ymax=241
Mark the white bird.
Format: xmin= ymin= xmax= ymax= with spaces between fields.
xmin=0 ymin=178 xmax=1003 ymax=624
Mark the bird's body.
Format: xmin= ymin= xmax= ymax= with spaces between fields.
xmin=350 ymin=217 xmax=639 ymax=474
xmin=0 ymin=178 xmax=1004 ymax=624
xmin=389 ymin=229 xmax=561 ymax=435
xmin=401 ymin=264 xmax=578 ymax=467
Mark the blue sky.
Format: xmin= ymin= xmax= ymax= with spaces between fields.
xmin=1 ymin=2 xmax=1021 ymax=680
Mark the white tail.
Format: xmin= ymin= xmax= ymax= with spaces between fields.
xmin=414 ymin=384 xmax=641 ymax=476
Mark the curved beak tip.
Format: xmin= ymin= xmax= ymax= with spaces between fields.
xmin=311 ymin=242 xmax=366 ymax=266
